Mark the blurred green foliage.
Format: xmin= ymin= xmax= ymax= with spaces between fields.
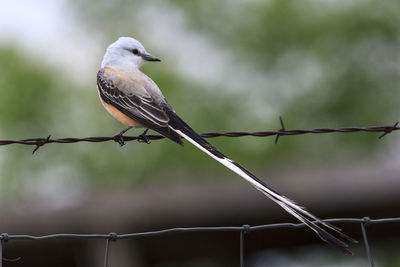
xmin=0 ymin=2 xmax=398 ymax=266
xmin=0 ymin=48 xmax=54 ymax=133
xmin=1 ymin=0 xmax=399 ymax=193
xmin=172 ymin=0 xmax=400 ymax=157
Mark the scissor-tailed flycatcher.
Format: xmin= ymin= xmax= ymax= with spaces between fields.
xmin=97 ymin=37 xmax=356 ymax=254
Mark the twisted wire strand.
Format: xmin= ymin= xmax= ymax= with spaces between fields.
xmin=0 ymin=121 xmax=398 ymax=154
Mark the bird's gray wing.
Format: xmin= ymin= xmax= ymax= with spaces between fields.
xmin=97 ymin=67 xmax=171 ymax=127
xmin=97 ymin=67 xmax=183 ymax=144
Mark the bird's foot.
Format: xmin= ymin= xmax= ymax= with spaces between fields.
xmin=113 ymin=126 xmax=132 ymax=146
xmin=137 ymin=128 xmax=151 ymax=144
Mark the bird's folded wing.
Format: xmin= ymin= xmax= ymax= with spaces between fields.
xmin=97 ymin=67 xmax=184 ymax=145
xmin=97 ymin=67 xmax=170 ymax=128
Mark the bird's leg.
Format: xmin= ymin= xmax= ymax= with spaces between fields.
xmin=137 ymin=128 xmax=151 ymax=144
xmin=113 ymin=126 xmax=133 ymax=146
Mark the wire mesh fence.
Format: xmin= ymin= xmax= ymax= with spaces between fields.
xmin=1 ymin=217 xmax=400 ymax=267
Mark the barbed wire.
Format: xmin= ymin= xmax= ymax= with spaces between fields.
xmin=0 ymin=117 xmax=398 ymax=154
xmin=1 ymin=217 xmax=399 ymax=267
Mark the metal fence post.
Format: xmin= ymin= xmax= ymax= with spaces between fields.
xmin=104 ymin=232 xmax=118 ymax=267
xmin=0 ymin=235 xmax=3 ymax=267
xmin=361 ymin=217 xmax=375 ymax=267
xmin=240 ymin=225 xmax=250 ymax=267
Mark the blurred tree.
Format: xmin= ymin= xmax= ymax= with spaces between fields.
xmin=1 ymin=1 xmax=399 ymax=265
xmin=68 ymin=0 xmax=400 ymax=163
xmin=1 ymin=0 xmax=399 ymax=200
xmin=0 ymin=48 xmax=54 ymax=134
xmin=0 ymin=47 xmax=66 ymax=204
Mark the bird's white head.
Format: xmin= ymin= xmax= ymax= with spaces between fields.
xmin=101 ymin=37 xmax=160 ymax=70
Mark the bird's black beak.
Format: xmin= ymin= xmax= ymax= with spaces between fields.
xmin=142 ymin=53 xmax=161 ymax=62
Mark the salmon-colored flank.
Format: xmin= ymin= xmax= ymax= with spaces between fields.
xmin=100 ymin=98 xmax=143 ymax=127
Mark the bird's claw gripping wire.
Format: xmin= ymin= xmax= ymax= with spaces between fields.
xmin=137 ymin=128 xmax=150 ymax=144
xmin=113 ymin=127 xmax=132 ymax=146
xmin=113 ymin=135 xmax=126 ymax=147
xmin=113 ymin=127 xmax=150 ymax=146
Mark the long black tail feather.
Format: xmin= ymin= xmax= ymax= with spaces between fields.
xmin=166 ymin=110 xmax=357 ymax=254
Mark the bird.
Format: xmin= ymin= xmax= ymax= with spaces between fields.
xmin=97 ymin=37 xmax=356 ymax=254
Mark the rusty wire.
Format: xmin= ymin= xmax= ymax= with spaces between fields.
xmin=0 ymin=118 xmax=398 ymax=154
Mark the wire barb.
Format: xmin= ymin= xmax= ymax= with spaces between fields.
xmin=275 ymin=116 xmax=286 ymax=144
xmin=32 ymin=135 xmax=51 ymax=154
xmin=378 ymin=121 xmax=399 ymax=139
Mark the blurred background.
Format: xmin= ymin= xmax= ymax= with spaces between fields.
xmin=0 ymin=0 xmax=399 ymax=266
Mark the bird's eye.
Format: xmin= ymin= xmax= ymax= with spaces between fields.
xmin=131 ymin=49 xmax=139 ymax=55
